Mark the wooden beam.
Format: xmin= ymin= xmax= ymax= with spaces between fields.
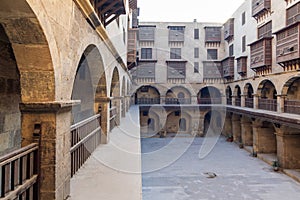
xmin=99 ymin=1 xmax=119 ymax=15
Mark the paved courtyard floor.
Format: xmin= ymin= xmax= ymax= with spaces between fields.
xmin=142 ymin=137 xmax=300 ymax=200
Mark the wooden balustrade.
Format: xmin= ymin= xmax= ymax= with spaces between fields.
xmin=258 ymin=98 xmax=277 ymax=111
xmin=0 ymin=144 xmax=39 ymax=200
xmin=136 ymin=98 xmax=160 ymax=104
xmin=226 ymin=98 xmax=232 ymax=105
xmin=235 ymin=98 xmax=241 ymax=106
xmin=198 ymin=98 xmax=222 ymax=104
xmin=284 ymin=100 xmax=300 ymax=115
xmin=245 ymin=98 xmax=254 ymax=108
xmin=70 ymin=114 xmax=101 ymax=177
xmin=109 ymin=107 xmax=117 ymax=131
xmin=165 ymin=98 xmax=191 ymax=104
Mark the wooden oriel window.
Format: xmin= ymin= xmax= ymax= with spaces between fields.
xmin=286 ymin=2 xmax=300 ymax=26
xmin=205 ymin=27 xmax=221 ymax=42
xmin=168 ymin=26 xmax=185 ymax=42
xmin=141 ymin=48 xmax=152 ymax=59
xmin=170 ymin=48 xmax=181 ymax=59
xmin=207 ymin=49 xmax=218 ymax=60
xmin=203 ymin=61 xmax=222 ymax=78
xmin=167 ymin=62 xmax=186 ymax=78
xmin=139 ymin=26 xmax=155 ymax=41
xmin=258 ymin=21 xmax=272 ymax=39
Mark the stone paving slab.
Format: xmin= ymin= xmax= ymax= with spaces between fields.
xmin=70 ymin=106 xmax=142 ymax=200
xmin=142 ymin=137 xmax=300 ymax=200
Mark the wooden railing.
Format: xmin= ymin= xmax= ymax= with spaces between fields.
xmin=165 ymin=98 xmax=191 ymax=104
xmin=245 ymin=98 xmax=254 ymax=108
xmin=258 ymin=98 xmax=277 ymax=111
xmin=235 ymin=98 xmax=241 ymax=107
xmin=226 ymin=98 xmax=232 ymax=105
xmin=136 ymin=98 xmax=160 ymax=104
xmin=284 ymin=100 xmax=300 ymax=115
xmin=70 ymin=114 xmax=101 ymax=177
xmin=198 ymin=98 xmax=222 ymax=104
xmin=109 ymin=107 xmax=117 ymax=131
xmin=0 ymin=143 xmax=39 ymax=200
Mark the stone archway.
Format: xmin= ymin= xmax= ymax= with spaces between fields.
xmin=135 ymin=85 xmax=160 ymax=104
xmin=197 ymin=86 xmax=222 ymax=104
xmin=0 ymin=1 xmax=68 ymax=198
xmin=257 ymin=80 xmax=277 ymax=111
xmin=226 ymin=86 xmax=232 ymax=105
xmin=121 ymin=76 xmax=126 ymax=118
xmin=166 ymin=86 xmax=192 ymax=104
xmin=110 ymin=67 xmax=121 ymax=129
xmin=281 ymin=76 xmax=300 ymax=114
xmin=244 ymin=83 xmax=254 ymax=108
xmin=234 ymin=85 xmax=241 ymax=106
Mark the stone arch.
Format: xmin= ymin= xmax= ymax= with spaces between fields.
xmin=197 ymin=86 xmax=222 ymax=104
xmin=234 ymin=85 xmax=241 ymax=106
xmin=257 ymin=80 xmax=277 ymax=98
xmin=257 ymin=80 xmax=277 ymax=111
xmin=166 ymin=86 xmax=192 ymax=104
xmin=244 ymin=83 xmax=254 ymax=108
xmin=166 ymin=111 xmax=192 ymax=135
xmin=0 ymin=2 xmax=55 ymax=103
xmin=110 ymin=67 xmax=121 ymax=127
xmin=121 ymin=76 xmax=126 ymax=117
xmin=226 ymin=86 xmax=232 ymax=105
xmin=281 ymin=76 xmax=300 ymax=114
xmin=203 ymin=110 xmax=223 ymax=137
xmin=135 ymin=85 xmax=160 ymax=104
xmin=72 ymin=44 xmax=106 ymax=123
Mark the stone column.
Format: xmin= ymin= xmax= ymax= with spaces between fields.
xmin=231 ymin=95 xmax=237 ymax=106
xmin=221 ymin=95 xmax=227 ymax=105
xmin=275 ymin=126 xmax=300 ymax=169
xmin=223 ymin=113 xmax=232 ymax=137
xmin=241 ymin=94 xmax=246 ymax=107
xmin=95 ymin=97 xmax=110 ymax=144
xmin=191 ymin=95 xmax=198 ymax=105
xmin=253 ymin=94 xmax=259 ymax=109
xmin=121 ymin=96 xmax=126 ymax=118
xmin=20 ymin=101 xmax=75 ymax=200
xmin=160 ymin=95 xmax=166 ymax=104
xmin=252 ymin=119 xmax=276 ymax=154
xmin=241 ymin=116 xmax=253 ymax=146
xmin=232 ymin=114 xmax=241 ymax=143
xmin=276 ymin=94 xmax=286 ymax=113
xmin=112 ymin=96 xmax=122 ymax=126
xmin=125 ymin=95 xmax=131 ymax=112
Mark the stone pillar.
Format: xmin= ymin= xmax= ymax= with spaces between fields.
xmin=95 ymin=97 xmax=110 ymax=144
xmin=198 ymin=111 xmax=206 ymax=137
xmin=121 ymin=97 xmax=126 ymax=118
xmin=231 ymin=95 xmax=236 ymax=106
xmin=221 ymin=95 xmax=227 ymax=105
xmin=160 ymin=96 xmax=166 ymax=104
xmin=223 ymin=113 xmax=232 ymax=137
xmin=253 ymin=94 xmax=259 ymax=109
xmin=252 ymin=120 xmax=276 ymax=154
xmin=112 ymin=96 xmax=121 ymax=126
xmin=232 ymin=114 xmax=241 ymax=143
xmin=241 ymin=94 xmax=246 ymax=107
xmin=276 ymin=126 xmax=300 ymax=169
xmin=125 ymin=95 xmax=131 ymax=112
xmin=20 ymin=101 xmax=75 ymax=200
xmin=191 ymin=95 xmax=198 ymax=104
xmin=276 ymin=94 xmax=286 ymax=113
xmin=241 ymin=116 xmax=253 ymax=146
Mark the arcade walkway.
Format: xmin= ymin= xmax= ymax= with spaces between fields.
xmin=70 ymin=106 xmax=142 ymax=200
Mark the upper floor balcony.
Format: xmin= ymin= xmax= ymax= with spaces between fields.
xmin=236 ymin=56 xmax=247 ymax=75
xmin=203 ymin=61 xmax=223 ymax=79
xmin=222 ymin=57 xmax=235 ymax=79
xmin=275 ymin=21 xmax=300 ymax=67
xmin=249 ymin=37 xmax=272 ymax=71
xmin=224 ymin=18 xmax=234 ymax=42
xmin=252 ymin=0 xmax=271 ymax=19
